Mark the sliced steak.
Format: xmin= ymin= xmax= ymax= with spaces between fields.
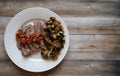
xmin=34 ymin=21 xmax=41 ymax=33
xmin=21 ymin=44 xmax=31 ymax=56
xmin=26 ymin=26 xmax=35 ymax=35
xmin=16 ymin=19 xmax=45 ymax=57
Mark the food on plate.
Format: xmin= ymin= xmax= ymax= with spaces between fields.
xmin=16 ymin=17 xmax=65 ymax=60
xmin=16 ymin=19 xmax=45 ymax=56
xmin=41 ymin=17 xmax=65 ymax=60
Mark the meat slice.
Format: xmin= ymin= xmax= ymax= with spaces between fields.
xmin=21 ymin=48 xmax=31 ymax=56
xmin=22 ymin=24 xmax=35 ymax=35
xmin=26 ymin=26 xmax=35 ymax=35
xmin=40 ymin=40 xmax=45 ymax=48
xmin=21 ymin=44 xmax=31 ymax=56
xmin=16 ymin=19 xmax=45 ymax=57
xmin=22 ymin=24 xmax=31 ymax=33
xmin=34 ymin=21 xmax=41 ymax=33
xmin=28 ymin=43 xmax=36 ymax=53
xmin=33 ymin=43 xmax=40 ymax=49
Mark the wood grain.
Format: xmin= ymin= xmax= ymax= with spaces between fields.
xmin=0 ymin=60 xmax=120 ymax=76
xmin=70 ymin=35 xmax=120 ymax=51
xmin=64 ymin=17 xmax=120 ymax=34
xmin=1 ymin=17 xmax=120 ymax=34
xmin=0 ymin=0 xmax=120 ymax=17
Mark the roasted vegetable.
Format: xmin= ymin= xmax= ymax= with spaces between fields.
xmin=41 ymin=17 xmax=65 ymax=60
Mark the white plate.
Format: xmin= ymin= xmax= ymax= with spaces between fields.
xmin=4 ymin=7 xmax=69 ymax=72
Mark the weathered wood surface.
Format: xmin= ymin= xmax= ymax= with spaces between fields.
xmin=0 ymin=60 xmax=120 ymax=76
xmin=0 ymin=0 xmax=120 ymax=17
xmin=0 ymin=0 xmax=120 ymax=76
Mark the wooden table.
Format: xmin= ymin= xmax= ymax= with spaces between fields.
xmin=0 ymin=0 xmax=120 ymax=76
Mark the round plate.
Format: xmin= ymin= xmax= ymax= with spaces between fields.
xmin=4 ymin=7 xmax=69 ymax=72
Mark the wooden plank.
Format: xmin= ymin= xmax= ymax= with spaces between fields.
xmin=1 ymin=17 xmax=120 ymax=34
xmin=1 ymin=34 xmax=120 ymax=52
xmin=0 ymin=1 xmax=119 ymax=17
xmin=0 ymin=60 xmax=120 ymax=76
xmin=69 ymin=35 xmax=120 ymax=51
xmin=0 ymin=17 xmax=11 ymax=34
xmin=0 ymin=34 xmax=5 ymax=52
xmin=2 ymin=51 xmax=120 ymax=60
xmin=59 ymin=0 xmax=120 ymax=1
xmin=66 ymin=51 xmax=120 ymax=60
xmin=64 ymin=17 xmax=120 ymax=35
xmin=3 ymin=0 xmax=120 ymax=2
